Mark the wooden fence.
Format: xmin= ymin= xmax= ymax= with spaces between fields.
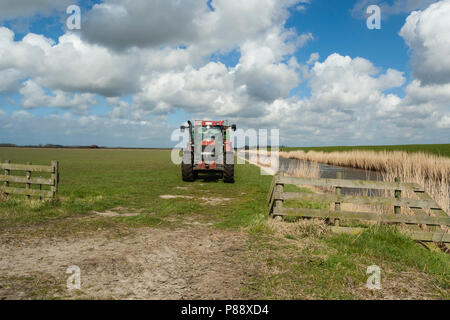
xmin=0 ymin=160 xmax=59 ymax=199
xmin=267 ymin=172 xmax=450 ymax=243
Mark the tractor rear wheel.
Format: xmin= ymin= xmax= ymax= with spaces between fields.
xmin=182 ymin=163 xmax=194 ymax=181
xmin=223 ymin=164 xmax=234 ymax=183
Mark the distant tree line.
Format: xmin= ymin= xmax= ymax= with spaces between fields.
xmin=240 ymin=145 xmax=286 ymax=150
xmin=0 ymin=143 xmax=102 ymax=149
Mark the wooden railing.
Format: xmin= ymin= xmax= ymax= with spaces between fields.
xmin=267 ymin=172 xmax=450 ymax=243
xmin=0 ymin=160 xmax=59 ymax=199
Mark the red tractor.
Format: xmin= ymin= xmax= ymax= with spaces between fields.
xmin=180 ymin=120 xmax=236 ymax=182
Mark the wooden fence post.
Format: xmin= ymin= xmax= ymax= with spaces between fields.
xmin=334 ymin=172 xmax=342 ymax=226
xmin=4 ymin=160 xmax=10 ymax=198
xmin=394 ymin=177 xmax=401 ymax=214
xmin=414 ymin=190 xmax=445 ymax=235
xmin=51 ymin=161 xmax=59 ymax=198
xmin=275 ymin=172 xmax=284 ymax=212
xmin=26 ymin=162 xmax=31 ymax=200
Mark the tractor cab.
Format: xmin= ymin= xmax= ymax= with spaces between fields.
xmin=180 ymin=120 xmax=236 ymax=182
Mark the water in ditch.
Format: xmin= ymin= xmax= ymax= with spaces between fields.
xmin=278 ymin=157 xmax=384 ymax=195
xmin=279 ymin=157 xmax=381 ymax=180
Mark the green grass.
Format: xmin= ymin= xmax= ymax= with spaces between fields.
xmin=1 ymin=147 xmax=448 ymax=299
xmin=280 ymin=143 xmax=450 ymax=158
xmin=0 ymin=148 xmax=272 ymax=236
xmin=246 ymin=225 xmax=450 ymax=299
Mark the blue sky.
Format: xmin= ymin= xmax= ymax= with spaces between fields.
xmin=0 ymin=0 xmax=449 ymax=147
xmin=288 ymin=0 xmax=411 ymax=77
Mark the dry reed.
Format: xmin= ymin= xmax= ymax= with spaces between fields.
xmin=286 ymin=160 xmax=320 ymax=179
xmin=268 ymin=217 xmax=329 ymax=239
xmin=279 ymin=150 xmax=449 ymax=213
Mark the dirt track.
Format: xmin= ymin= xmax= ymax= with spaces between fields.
xmin=0 ymin=224 xmax=251 ymax=299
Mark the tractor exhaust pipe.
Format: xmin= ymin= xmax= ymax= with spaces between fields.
xmin=187 ymin=120 xmax=193 ymax=139
xmin=180 ymin=120 xmax=193 ymax=143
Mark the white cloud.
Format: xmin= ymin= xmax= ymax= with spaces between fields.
xmin=135 ymin=62 xmax=246 ymax=117
xmin=351 ymin=0 xmax=439 ymax=18
xmin=234 ymin=33 xmax=303 ymax=102
xmin=399 ymin=0 xmax=450 ymax=84
xmin=382 ymin=80 xmax=450 ymax=126
xmin=196 ymin=0 xmax=300 ymax=51
xmin=19 ymin=80 xmax=97 ymax=115
xmin=134 ymin=22 xmax=308 ymax=117
xmin=0 ymin=0 xmax=308 ymax=111
xmin=82 ymin=0 xmax=302 ymax=53
xmin=404 ymin=80 xmax=450 ymax=104
xmin=380 ymin=1 xmax=450 ymax=133
xmin=0 ymin=28 xmax=142 ymax=96
xmin=0 ymin=68 xmax=22 ymax=92
xmin=307 ymin=52 xmax=319 ymax=64
xmin=437 ymin=115 xmax=450 ymax=128
xmin=134 ymin=32 xmax=304 ymax=118
xmin=215 ymin=52 xmax=413 ymax=146
xmin=0 ymin=0 xmax=449 ymax=147
xmin=0 ymin=0 xmax=71 ymax=21
xmin=375 ymin=94 xmax=403 ymax=118
xmin=306 ymin=54 xmax=405 ymax=111
xmin=82 ymin=0 xmax=205 ymax=50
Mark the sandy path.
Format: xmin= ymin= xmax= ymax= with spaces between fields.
xmin=0 ymin=225 xmax=251 ymax=299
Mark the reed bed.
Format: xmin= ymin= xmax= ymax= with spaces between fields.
xmin=285 ymin=159 xmax=320 ymax=179
xmin=256 ymin=153 xmax=274 ymax=168
xmin=249 ymin=149 xmax=448 ymax=239
xmin=279 ymin=150 xmax=450 ymax=213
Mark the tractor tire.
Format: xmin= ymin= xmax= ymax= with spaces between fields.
xmin=223 ymin=164 xmax=234 ymax=183
xmin=182 ymin=163 xmax=195 ymax=181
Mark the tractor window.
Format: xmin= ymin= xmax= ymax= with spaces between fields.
xmin=201 ymin=126 xmax=222 ymax=139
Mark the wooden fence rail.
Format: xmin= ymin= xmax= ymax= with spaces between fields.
xmin=0 ymin=160 xmax=59 ymax=199
xmin=267 ymin=172 xmax=450 ymax=244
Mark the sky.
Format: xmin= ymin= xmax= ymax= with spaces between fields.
xmin=0 ymin=0 xmax=449 ymax=148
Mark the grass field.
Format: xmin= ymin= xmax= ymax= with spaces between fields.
xmin=0 ymin=148 xmax=448 ymax=299
xmin=0 ymin=148 xmax=270 ymax=234
xmin=280 ymin=144 xmax=450 ymax=158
